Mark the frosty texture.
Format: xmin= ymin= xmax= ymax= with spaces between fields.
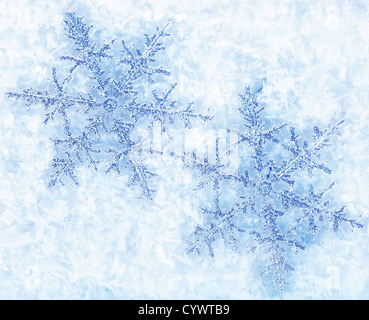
xmin=6 ymin=9 xmax=364 ymax=294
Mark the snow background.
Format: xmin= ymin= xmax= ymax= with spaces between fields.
xmin=1 ymin=0 xmax=369 ymax=299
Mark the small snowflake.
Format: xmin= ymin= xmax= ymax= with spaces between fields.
xmin=186 ymin=82 xmax=363 ymax=290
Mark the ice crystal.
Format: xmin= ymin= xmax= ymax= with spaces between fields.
xmin=7 ymin=12 xmax=207 ymax=198
xmin=186 ymin=82 xmax=363 ymax=291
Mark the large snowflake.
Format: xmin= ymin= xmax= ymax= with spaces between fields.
xmin=7 ymin=12 xmax=207 ymax=198
xmin=186 ymin=83 xmax=363 ymax=290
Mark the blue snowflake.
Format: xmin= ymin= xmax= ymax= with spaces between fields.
xmin=7 ymin=12 xmax=207 ymax=198
xmin=186 ymin=82 xmax=363 ymax=291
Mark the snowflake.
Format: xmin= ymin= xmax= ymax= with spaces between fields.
xmin=7 ymin=12 xmax=207 ymax=198
xmin=185 ymin=82 xmax=363 ymax=291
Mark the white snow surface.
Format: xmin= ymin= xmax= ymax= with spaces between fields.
xmin=0 ymin=0 xmax=369 ymax=299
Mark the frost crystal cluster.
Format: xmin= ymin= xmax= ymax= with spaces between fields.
xmin=8 ymin=12 xmax=206 ymax=198
xmin=7 ymin=12 xmax=363 ymax=293
xmin=186 ymin=84 xmax=363 ymax=290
